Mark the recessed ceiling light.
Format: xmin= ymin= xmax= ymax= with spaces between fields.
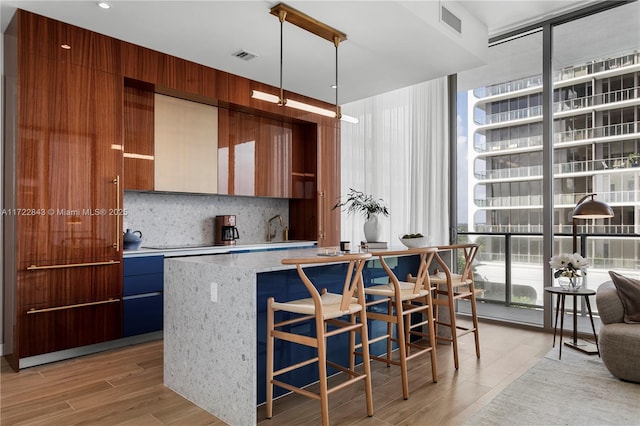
xmin=97 ymin=2 xmax=111 ymax=9
xmin=61 ymin=44 xmax=71 ymax=50
xmin=331 ymin=85 xmax=337 ymax=89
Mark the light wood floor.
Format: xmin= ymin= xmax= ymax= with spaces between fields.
xmin=1 ymin=321 xmax=551 ymax=425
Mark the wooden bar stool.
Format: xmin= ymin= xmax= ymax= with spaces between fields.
xmin=356 ymin=247 xmax=438 ymax=400
xmin=408 ymin=243 xmax=481 ymax=369
xmin=431 ymin=244 xmax=481 ymax=369
xmin=265 ymin=252 xmax=373 ymax=426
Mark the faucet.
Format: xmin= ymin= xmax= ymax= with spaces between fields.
xmin=267 ymin=215 xmax=284 ymax=242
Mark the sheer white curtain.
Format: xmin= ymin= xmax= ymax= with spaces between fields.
xmin=339 ymin=77 xmax=449 ymax=247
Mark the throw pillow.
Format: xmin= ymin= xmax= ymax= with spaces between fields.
xmin=608 ymin=271 xmax=640 ymax=324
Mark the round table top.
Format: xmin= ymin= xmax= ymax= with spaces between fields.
xmin=544 ymin=286 xmax=596 ymax=296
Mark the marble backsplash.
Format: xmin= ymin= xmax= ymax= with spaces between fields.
xmin=123 ymin=191 xmax=290 ymax=247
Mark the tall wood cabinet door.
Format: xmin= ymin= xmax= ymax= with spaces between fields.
xmin=256 ymin=118 xmax=292 ymax=198
xmin=154 ymin=94 xmax=218 ymax=194
xmin=317 ymin=124 xmax=341 ymax=246
xmin=16 ymin=53 xmax=122 ymax=268
xmin=123 ymin=85 xmax=154 ymax=191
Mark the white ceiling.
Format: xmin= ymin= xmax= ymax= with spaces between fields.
xmin=1 ymin=0 xmax=600 ymax=104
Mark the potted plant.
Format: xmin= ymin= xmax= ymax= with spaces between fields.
xmin=333 ymin=188 xmax=389 ymax=242
xmin=628 ymin=152 xmax=639 ymax=167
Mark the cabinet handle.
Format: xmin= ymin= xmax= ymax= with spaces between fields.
xmin=319 ymin=190 xmax=326 ymax=241
xmin=26 ymin=298 xmax=120 ymax=314
xmin=113 ymin=175 xmax=121 ymax=251
xmin=26 ymin=260 xmax=120 ymax=271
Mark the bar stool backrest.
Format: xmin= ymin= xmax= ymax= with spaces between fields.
xmin=282 ymin=253 xmax=372 ymax=314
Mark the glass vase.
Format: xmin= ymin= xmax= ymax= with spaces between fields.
xmin=558 ymin=276 xmax=582 ymax=291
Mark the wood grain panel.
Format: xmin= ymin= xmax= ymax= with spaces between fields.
xmin=18 ymin=300 xmax=122 ymax=358
xmin=317 ymin=124 xmax=341 ymax=246
xmin=123 ymin=85 xmax=154 ymax=191
xmin=154 ymin=94 xmax=218 ymax=194
xmin=120 ymin=41 xmax=163 ymax=84
xmin=18 ymin=264 xmax=121 ymax=309
xmin=289 ymin=124 xmax=318 ymax=241
xmin=16 ymin=53 xmax=122 ymax=267
xmin=256 ymin=117 xmax=292 ymax=198
xmin=18 ymin=10 xmax=120 ymax=73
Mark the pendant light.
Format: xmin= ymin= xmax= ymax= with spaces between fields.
xmin=251 ymin=3 xmax=358 ymax=124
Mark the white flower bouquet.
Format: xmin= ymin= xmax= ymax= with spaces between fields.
xmin=549 ymin=252 xmax=589 ymax=278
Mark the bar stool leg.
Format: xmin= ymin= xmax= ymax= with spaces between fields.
xmin=266 ymin=298 xmax=275 ymax=419
xmin=315 ymin=316 xmax=330 ymax=426
xmin=395 ymin=303 xmax=410 ymax=400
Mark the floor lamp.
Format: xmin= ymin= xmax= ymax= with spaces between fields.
xmin=572 ymin=193 xmax=614 ymax=256
xmin=568 ymin=193 xmax=614 ymax=354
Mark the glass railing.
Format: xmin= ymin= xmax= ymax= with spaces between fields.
xmin=475 ymin=194 xmax=543 ymax=207
xmin=478 ymin=105 xmax=542 ymax=125
xmin=474 ymin=52 xmax=639 ymax=101
xmin=554 ymin=86 xmax=640 ymax=113
xmin=554 ymin=51 xmax=640 ymax=82
xmin=474 ymin=164 xmax=543 ymax=180
xmin=474 ymin=75 xmax=543 ymax=98
xmin=474 ymin=135 xmax=543 ymax=152
xmin=476 ymin=155 xmax=640 ymax=181
xmin=454 ymin=232 xmax=640 ymax=327
xmin=475 ymin=190 xmax=639 ymax=208
xmin=554 ymin=190 xmax=639 ymax=205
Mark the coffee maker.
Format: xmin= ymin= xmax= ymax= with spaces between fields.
xmin=215 ymin=215 xmax=239 ymax=245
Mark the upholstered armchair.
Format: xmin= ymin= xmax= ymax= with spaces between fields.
xmin=595 ymin=280 xmax=640 ymax=383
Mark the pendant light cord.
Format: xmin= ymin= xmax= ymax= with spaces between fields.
xmin=278 ymin=11 xmax=287 ymax=106
xmin=334 ymin=36 xmax=340 ymax=119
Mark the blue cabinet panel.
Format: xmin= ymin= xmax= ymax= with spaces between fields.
xmin=123 ymin=294 xmax=163 ymax=337
xmin=123 ymin=273 xmax=163 ymax=296
xmin=123 ymin=256 xmax=165 ymax=337
xmin=123 ymin=255 xmax=164 ymax=277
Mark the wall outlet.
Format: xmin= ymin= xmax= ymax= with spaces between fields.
xmin=210 ymin=282 xmax=218 ymax=303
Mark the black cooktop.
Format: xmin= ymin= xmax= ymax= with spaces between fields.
xmin=142 ymin=243 xmax=220 ymax=250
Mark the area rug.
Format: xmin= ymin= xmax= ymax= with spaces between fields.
xmin=466 ymin=346 xmax=640 ymax=425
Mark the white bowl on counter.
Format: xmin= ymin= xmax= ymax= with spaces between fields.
xmin=398 ymin=234 xmax=431 ymax=248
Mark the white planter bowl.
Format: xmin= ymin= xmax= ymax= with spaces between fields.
xmin=399 ymin=235 xmax=431 ymax=248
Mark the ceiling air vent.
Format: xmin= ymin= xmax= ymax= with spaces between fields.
xmin=232 ymin=49 xmax=258 ymax=61
xmin=441 ymin=5 xmax=462 ymax=34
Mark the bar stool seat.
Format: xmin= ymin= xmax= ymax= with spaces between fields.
xmin=266 ymin=252 xmax=374 ymax=426
xmin=271 ymin=292 xmax=361 ymax=317
xmin=365 ymin=281 xmax=430 ymax=300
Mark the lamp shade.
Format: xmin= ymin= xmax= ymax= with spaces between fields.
xmin=572 ymin=196 xmax=614 ymax=218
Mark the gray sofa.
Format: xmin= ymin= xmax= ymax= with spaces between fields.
xmin=595 ymin=281 xmax=640 ymax=383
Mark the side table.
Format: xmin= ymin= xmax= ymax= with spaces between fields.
xmin=544 ymin=286 xmax=600 ymax=360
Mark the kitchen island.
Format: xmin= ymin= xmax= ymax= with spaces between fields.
xmin=164 ymin=247 xmax=419 ymax=425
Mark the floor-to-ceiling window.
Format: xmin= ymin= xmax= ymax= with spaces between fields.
xmin=456 ymin=1 xmax=640 ymax=328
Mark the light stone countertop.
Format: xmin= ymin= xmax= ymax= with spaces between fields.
xmin=169 ymin=247 xmax=346 ymax=272
xmin=123 ymin=240 xmax=317 ymax=258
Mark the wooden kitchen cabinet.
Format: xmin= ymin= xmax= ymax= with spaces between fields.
xmin=154 ymin=93 xmax=218 ymax=194
xmin=219 ymin=109 xmax=319 ymax=199
xmin=123 ymin=83 xmax=155 ymax=191
xmin=316 ymin=124 xmax=341 ymax=246
xmin=4 ymin=12 xmax=123 ymax=369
